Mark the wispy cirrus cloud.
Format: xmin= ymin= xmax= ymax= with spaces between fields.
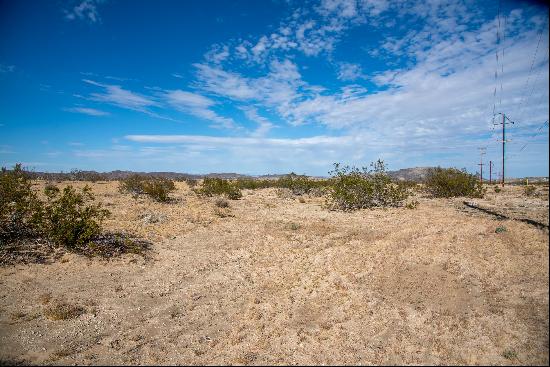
xmin=337 ymin=62 xmax=366 ymax=81
xmin=165 ymin=90 xmax=237 ymax=129
xmin=0 ymin=64 xmax=15 ymax=73
xmin=83 ymin=79 xmax=158 ymax=111
xmin=64 ymin=0 xmax=106 ymax=23
xmin=64 ymin=106 xmax=110 ymax=116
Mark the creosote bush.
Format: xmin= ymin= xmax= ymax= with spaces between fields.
xmin=119 ymin=175 xmax=176 ymax=202
xmin=424 ymin=167 xmax=485 ymax=198
xmin=41 ymin=185 xmax=110 ymax=249
xmin=118 ymin=174 xmax=146 ymax=196
xmin=195 ymin=178 xmax=242 ymax=200
xmin=1 ymin=164 xmax=43 ymax=240
xmin=326 ymin=160 xmax=409 ymax=211
xmin=1 ymin=164 xmax=150 ymax=263
xmin=275 ymin=173 xmax=328 ymax=196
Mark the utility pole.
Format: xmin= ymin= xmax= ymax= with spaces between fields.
xmin=494 ymin=113 xmax=515 ymax=187
xmin=478 ymin=147 xmax=486 ymax=184
xmin=489 ymin=160 xmax=494 ymax=184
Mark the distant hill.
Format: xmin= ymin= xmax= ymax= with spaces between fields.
xmin=21 ymin=167 xmax=548 ymax=183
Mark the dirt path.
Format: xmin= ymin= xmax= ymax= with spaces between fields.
xmin=1 ymin=184 xmax=548 ymax=365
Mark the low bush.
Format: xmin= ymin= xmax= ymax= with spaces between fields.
xmin=0 ymin=164 xmax=43 ymax=240
xmin=275 ymin=173 xmax=326 ymax=195
xmin=215 ymin=198 xmax=230 ymax=208
xmin=41 ymin=185 xmax=110 ymax=250
xmin=523 ymin=185 xmax=536 ymax=197
xmin=119 ymin=175 xmax=176 ymax=202
xmin=143 ymin=178 xmax=176 ymax=202
xmin=235 ymin=178 xmax=274 ymax=190
xmin=1 ymin=164 xmax=151 ymax=264
xmin=326 ymin=160 xmax=409 ymax=211
xmin=118 ymin=174 xmax=147 ymax=196
xmin=195 ymin=178 xmax=242 ymax=200
xmin=424 ymin=167 xmax=485 ymax=198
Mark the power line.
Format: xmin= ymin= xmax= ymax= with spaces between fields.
xmin=491 ymin=1 xmax=502 ymax=125
xmin=518 ymin=120 xmax=549 ymax=153
xmin=516 ymin=44 xmax=549 ymax=124
xmin=512 ymin=17 xmax=548 ymax=121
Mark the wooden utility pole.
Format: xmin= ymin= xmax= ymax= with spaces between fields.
xmin=494 ymin=113 xmax=514 ymax=187
xmin=478 ymin=147 xmax=486 ymax=184
xmin=489 ymin=160 xmax=494 ymax=184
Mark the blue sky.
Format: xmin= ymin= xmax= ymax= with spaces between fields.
xmin=1 ymin=0 xmax=548 ymax=177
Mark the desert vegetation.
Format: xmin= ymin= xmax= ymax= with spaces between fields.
xmin=424 ymin=167 xmax=486 ymax=198
xmin=326 ymin=160 xmax=410 ymax=210
xmin=0 ymin=162 xmax=548 ymax=366
xmin=119 ymin=174 xmax=176 ymax=202
xmin=1 ymin=164 xmax=149 ymax=264
xmin=195 ymin=177 xmax=243 ymax=200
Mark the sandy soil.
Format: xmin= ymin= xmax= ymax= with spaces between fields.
xmin=1 ymin=181 xmax=548 ymax=365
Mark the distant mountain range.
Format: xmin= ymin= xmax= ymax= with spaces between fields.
xmin=22 ymin=167 xmax=548 ymax=183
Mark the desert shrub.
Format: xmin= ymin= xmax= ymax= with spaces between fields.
xmin=215 ymin=198 xmax=230 ymax=208
xmin=326 ymin=160 xmax=409 ymax=211
xmin=424 ymin=167 xmax=485 ymax=198
xmin=523 ymin=185 xmax=536 ymax=197
xmin=119 ymin=174 xmax=147 ymax=196
xmin=68 ymin=169 xmax=105 ymax=182
xmin=275 ymin=173 xmax=327 ymax=195
xmin=196 ymin=178 xmax=242 ymax=200
xmin=143 ymin=178 xmax=176 ymax=202
xmin=0 ymin=164 xmax=43 ymax=240
xmin=184 ymin=178 xmax=198 ymax=188
xmin=494 ymin=186 xmax=501 ymax=193
xmin=119 ymin=175 xmax=176 ymax=202
xmin=397 ymin=180 xmax=419 ymax=192
xmin=41 ymin=185 xmax=110 ymax=250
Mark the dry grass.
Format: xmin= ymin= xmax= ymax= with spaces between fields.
xmin=43 ymin=300 xmax=85 ymax=321
xmin=0 ymin=181 xmax=548 ymax=365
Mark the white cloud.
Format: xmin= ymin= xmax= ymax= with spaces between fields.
xmin=64 ymin=0 xmax=105 ymax=23
xmin=240 ymin=107 xmax=275 ymax=137
xmin=125 ymin=134 xmax=350 ymax=147
xmin=0 ymin=64 xmax=15 ymax=73
xmin=165 ymin=90 xmax=237 ymax=129
xmin=83 ymin=79 xmax=158 ymax=110
xmin=64 ymin=107 xmax=110 ymax=116
xmin=337 ymin=62 xmax=366 ymax=81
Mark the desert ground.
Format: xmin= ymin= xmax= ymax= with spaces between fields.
xmin=0 ymin=181 xmax=548 ymax=365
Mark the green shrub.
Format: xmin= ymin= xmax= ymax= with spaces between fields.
xmin=119 ymin=174 xmax=147 ymax=196
xmin=0 ymin=164 xmax=43 ymax=240
xmin=494 ymin=186 xmax=501 ymax=193
xmin=424 ymin=167 xmax=485 ymax=198
xmin=275 ymin=173 xmax=322 ymax=195
xmin=41 ymin=185 xmax=110 ymax=250
xmin=196 ymin=178 xmax=242 ymax=200
xmin=143 ymin=178 xmax=176 ymax=202
xmin=326 ymin=160 xmax=409 ymax=211
xmin=119 ymin=175 xmax=176 ymax=202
